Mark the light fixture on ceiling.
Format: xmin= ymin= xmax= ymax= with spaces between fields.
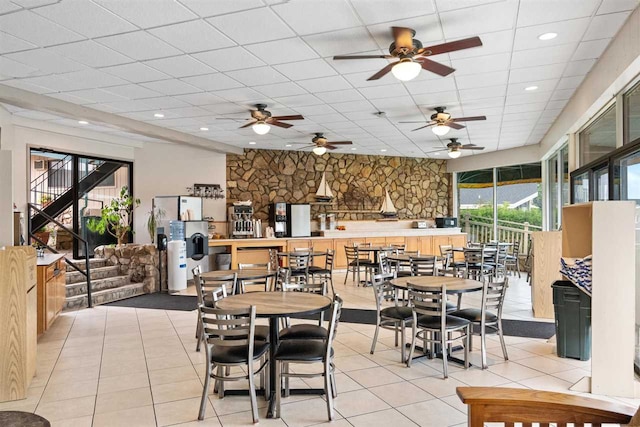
xmin=525 ymin=85 xmax=539 ymax=91
xmin=432 ymin=123 xmax=451 ymax=136
xmin=448 ymin=148 xmax=461 ymax=159
xmin=252 ymin=120 xmax=271 ymax=135
xmin=380 ymin=149 xmax=387 ymax=152
xmin=538 ymin=32 xmax=558 ymax=40
xmin=200 ymin=127 xmax=209 ymax=131
xmin=249 ymin=141 xmax=256 ymax=145
xmin=351 ymin=147 xmax=357 ymax=151
xmin=78 ymin=120 xmax=89 ymax=125
xmin=154 ymin=113 xmax=164 ymax=118
xmin=285 ymin=144 xmax=292 ymax=147
xmin=391 ymin=58 xmax=422 ymax=82
xmin=313 ymin=146 xmax=327 ymax=155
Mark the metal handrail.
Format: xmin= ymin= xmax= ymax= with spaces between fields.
xmin=28 ymin=203 xmax=93 ymax=308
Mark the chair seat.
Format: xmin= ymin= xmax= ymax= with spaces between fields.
xmin=255 ymin=325 xmax=270 ymax=341
xmin=348 ymin=259 xmax=371 ymax=267
xmin=450 ymin=308 xmax=498 ymax=323
xmin=308 ymin=266 xmax=329 ymax=274
xmin=395 ymin=271 xmax=413 ymax=277
xmin=381 ymin=306 xmax=413 ymax=320
xmin=445 ymin=301 xmax=458 ymax=312
xmin=275 ymin=340 xmax=333 ymax=362
xmin=280 ymin=324 xmax=328 ymax=340
xmin=416 ymin=314 xmax=470 ymax=329
xmin=210 ymin=341 xmax=269 ymax=364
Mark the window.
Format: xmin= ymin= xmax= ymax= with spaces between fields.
xmin=47 ymin=159 xmax=72 ymax=189
xmin=615 ymin=146 xmax=640 ymax=202
xmin=593 ymin=166 xmax=609 ymax=201
xmin=579 ymin=105 xmax=617 ymax=166
xmin=624 ymin=81 xmax=640 ymax=144
xmin=572 ymin=171 xmax=590 ymax=203
xmin=546 ymin=144 xmax=569 ymax=230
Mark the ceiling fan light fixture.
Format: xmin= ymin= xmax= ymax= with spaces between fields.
xmin=313 ymin=146 xmax=327 ymax=156
xmin=252 ymin=121 xmax=271 ymax=135
xmin=448 ymin=149 xmax=461 ymax=159
xmin=432 ymin=123 xmax=451 ymax=136
xmin=538 ymin=32 xmax=557 ymax=40
xmin=391 ymin=59 xmax=421 ymax=82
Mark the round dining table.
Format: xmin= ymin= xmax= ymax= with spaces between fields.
xmin=201 ymin=268 xmax=277 ymax=281
xmin=390 ymin=275 xmax=483 ymax=293
xmin=216 ymin=291 xmax=332 ymax=418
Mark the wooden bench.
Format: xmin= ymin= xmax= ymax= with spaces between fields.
xmin=457 ymin=387 xmax=638 ymax=426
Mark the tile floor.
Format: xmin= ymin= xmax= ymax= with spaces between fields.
xmin=3 ymin=272 xmax=638 ymax=426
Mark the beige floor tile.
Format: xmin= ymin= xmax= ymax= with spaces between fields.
xmin=146 ymin=352 xmax=193 ymax=371
xmin=347 ymin=408 xmax=419 ymax=427
xmin=332 ymin=388 xmax=390 ymax=418
xmin=449 ymin=368 xmax=512 ymax=387
xmin=94 ymin=386 xmax=153 ymax=414
xmin=518 ymin=374 xmax=574 ymax=392
xmin=48 ymin=364 xmax=100 ymax=385
xmin=40 ymin=378 xmax=98 ymax=403
xmin=0 ymin=386 xmax=44 ymax=412
xmin=440 ymin=394 xmax=469 ymax=414
xmin=35 ymin=395 xmax=96 ymax=422
xmin=50 ymin=415 xmax=93 ymax=427
xmin=346 ymin=366 xmax=405 ymax=388
xmin=483 ymin=361 xmax=544 ymax=381
xmin=333 ymin=354 xmax=379 ymax=372
xmin=279 ymin=396 xmax=343 ymax=427
xmin=152 ymin=379 xmax=204 ymax=404
xmin=369 ymin=381 xmax=435 ymax=407
xmin=218 ymin=408 xmax=287 ymax=426
xmin=149 ymin=364 xmax=200 ymax=386
xmin=97 ymin=372 xmax=150 ymax=395
xmin=155 ymin=396 xmax=216 ymax=426
xmin=365 ymin=348 xmax=406 ymax=366
xmin=172 ymin=419 xmax=222 ymax=427
xmin=303 ymin=372 xmax=363 ymax=394
xmin=93 ymin=405 xmax=156 ymax=427
xmin=99 ymin=358 xmax=148 ymax=378
xmin=410 ymin=376 xmax=467 ymax=398
xmin=516 ymin=355 xmax=576 ymax=374
xmin=398 ymin=399 xmax=467 ymax=427
xmin=209 ymin=394 xmax=268 ymax=417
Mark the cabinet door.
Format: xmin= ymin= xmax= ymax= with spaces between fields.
xmin=45 ymin=278 xmax=56 ymax=328
xmin=312 ymin=239 xmax=334 ymax=267
xmin=432 ymin=236 xmax=451 ymax=256
xmin=26 ymin=287 xmax=37 ymax=382
xmin=419 ymin=236 xmax=434 ymax=255
xmin=288 ymin=240 xmax=311 ymax=252
xmin=333 ymin=239 xmax=352 ymax=268
xmin=449 ymin=234 xmax=468 ymax=261
xmin=365 ymin=237 xmax=386 ymax=246
xmin=405 ymin=237 xmax=419 ymax=252
xmin=56 ymin=272 xmax=66 ymax=314
xmin=385 ymin=237 xmax=405 ymax=247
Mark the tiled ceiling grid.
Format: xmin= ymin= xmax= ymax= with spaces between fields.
xmin=0 ymin=0 xmax=637 ymax=157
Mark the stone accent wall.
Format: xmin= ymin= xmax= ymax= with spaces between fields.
xmin=94 ymin=244 xmax=165 ymax=293
xmin=227 ymin=149 xmax=451 ymax=221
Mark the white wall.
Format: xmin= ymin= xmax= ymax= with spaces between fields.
xmin=133 ymin=142 xmax=227 ymax=243
xmin=447 ymin=144 xmax=541 ymax=173
xmin=0 ymin=106 xmax=16 ymax=246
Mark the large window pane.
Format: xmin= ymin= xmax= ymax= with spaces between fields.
xmin=458 ymin=168 xmax=494 ymax=243
xmin=579 ymin=105 xmax=617 ymax=166
xmin=549 ymin=155 xmax=559 ymax=230
xmin=594 ymin=166 xmax=609 ymax=200
xmin=573 ymin=171 xmax=590 ymax=203
xmin=561 ymin=145 xmax=570 ymax=207
xmin=624 ymin=81 xmax=640 ymax=144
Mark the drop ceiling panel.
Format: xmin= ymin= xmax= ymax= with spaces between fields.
xmin=144 ymin=56 xmax=216 ymax=78
xmin=563 ymin=58 xmax=597 ymax=76
xmin=101 ymin=63 xmax=170 ymax=84
xmin=508 ymin=63 xmax=566 ymax=83
xmin=93 ymin=0 xmax=197 ymax=29
xmin=97 ymin=32 xmax=183 ymax=61
xmin=141 ymin=79 xmax=201 ymax=96
xmin=510 ymin=43 xmax=579 ymax=69
xmin=295 ymin=76 xmax=352 ymax=93
xmin=440 ymin=1 xmax=518 ymax=39
xmin=105 ymin=84 xmax=163 ymax=100
xmin=350 ymin=0 xmax=435 ymax=25
xmin=303 ymin=27 xmax=379 ymax=57
xmin=245 ymin=38 xmax=318 ymax=65
xmin=225 ymin=66 xmax=288 ymax=86
xmin=513 ymin=18 xmax=590 ymax=51
xmin=192 ymin=47 xmax=265 ymax=72
xmin=0 ymin=56 xmax=39 ymax=78
xmin=33 ymin=0 xmax=137 ymax=38
xmin=177 ymin=0 xmax=264 ymax=17
xmin=6 ymin=49 xmax=86 ymax=74
xmin=271 ymin=0 xmax=361 ymax=36
xmin=0 ymin=31 xmax=37 ymax=54
xmin=571 ymin=39 xmax=611 ymax=60
xmin=517 ymin=0 xmax=600 ymax=27
xmin=253 ymin=82 xmax=308 ymax=98
xmin=149 ymin=20 xmax=236 ymax=53
xmin=181 ymin=73 xmax=244 ymax=91
xmin=206 ymin=8 xmax=295 ymax=44
xmin=0 ymin=10 xmax=83 ymax=47
xmin=274 ymin=59 xmax=337 ymax=81
xmin=596 ymin=0 xmax=639 ymax=14
xmin=316 ymin=89 xmax=364 ymax=103
xmin=49 ymin=40 xmax=132 ymax=68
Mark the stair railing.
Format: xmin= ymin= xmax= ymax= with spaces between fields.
xmin=28 ymin=203 xmax=93 ymax=308
xmin=30 ymin=154 xmax=75 ymax=212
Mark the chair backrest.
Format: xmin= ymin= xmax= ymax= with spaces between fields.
xmin=390 ymin=244 xmax=406 ymax=254
xmin=288 ymin=252 xmax=310 ymax=271
xmin=268 ymin=248 xmax=279 ymax=270
xmin=344 ymin=245 xmax=357 ymax=261
xmin=281 ymin=280 xmax=326 ymax=295
xmin=410 ymin=256 xmax=438 ymax=276
xmin=237 ymin=263 xmax=270 ymax=292
xmin=238 ymin=263 xmax=269 ymax=270
xmin=193 ymin=266 xmax=237 ymax=305
xmin=467 ymin=242 xmax=483 ymax=248
xmin=463 ymin=247 xmax=486 ymax=265
xmin=293 ymin=247 xmax=312 ymax=253
xmin=378 ymin=251 xmax=392 ymax=274
xmin=370 ymin=274 xmax=398 ymax=312
xmin=324 ymin=249 xmax=335 ymax=270
xmin=325 ymin=294 xmax=344 ymax=360
xmin=482 ymin=278 xmax=508 ymax=321
xmin=408 ymin=285 xmax=447 ymax=320
xmin=439 ymin=244 xmax=453 ymax=257
xmin=198 ymin=304 xmax=256 ymax=351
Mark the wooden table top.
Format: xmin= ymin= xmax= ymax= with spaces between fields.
xmin=390 ymin=276 xmax=483 ymax=293
xmin=277 ymin=251 xmax=327 ymax=257
xmin=201 ymin=269 xmax=277 ymax=281
xmin=451 ymin=247 xmax=497 ymax=253
xmin=387 ymin=254 xmax=438 ymax=262
xmin=356 ymin=246 xmax=394 ymax=252
xmin=215 ymin=291 xmax=332 ymax=317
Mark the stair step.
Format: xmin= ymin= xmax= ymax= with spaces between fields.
xmin=66 ymin=265 xmax=121 ymax=284
xmin=66 ymin=275 xmax=130 ymax=298
xmin=64 ymin=282 xmax=146 ymax=311
xmin=66 ymin=258 xmax=109 ymax=272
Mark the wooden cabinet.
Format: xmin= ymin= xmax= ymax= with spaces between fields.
xmin=365 ymin=237 xmax=386 ymax=246
xmin=333 ymin=238 xmax=365 ymax=268
xmin=419 ymin=236 xmax=433 ymax=255
xmin=405 ymin=237 xmax=419 ymax=252
xmin=385 ymin=236 xmax=406 ymax=247
xmin=311 ymin=239 xmax=334 ymax=267
xmin=37 ymin=256 xmax=66 ymax=335
xmin=531 ymin=231 xmax=562 ymax=319
xmin=431 ymin=235 xmax=451 ymax=256
xmin=0 ymin=246 xmax=37 ymax=402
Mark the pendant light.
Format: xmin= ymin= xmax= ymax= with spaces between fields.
xmin=252 ymin=120 xmax=271 ymax=135
xmin=432 ymin=123 xmax=451 ymax=136
xmin=391 ymin=58 xmax=421 ymax=82
xmin=448 ymin=149 xmax=461 ymax=158
xmin=312 ymin=146 xmax=327 ymax=156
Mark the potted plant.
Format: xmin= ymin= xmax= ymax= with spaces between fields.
xmin=40 ymin=194 xmax=52 ymax=207
xmin=32 ymin=225 xmax=51 ymax=246
xmin=146 ymin=207 xmax=166 ymax=244
xmin=87 ymin=186 xmax=140 ymax=245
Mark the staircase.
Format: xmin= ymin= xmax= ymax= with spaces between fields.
xmin=64 ymin=258 xmax=146 ymax=310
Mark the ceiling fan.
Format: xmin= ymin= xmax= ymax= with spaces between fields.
xmin=399 ymin=106 xmax=487 ymax=136
xmin=333 ymin=27 xmax=482 ymax=82
xmin=216 ymin=104 xmax=304 ymax=135
xmin=299 ymin=133 xmax=353 ymax=155
xmin=426 ymin=138 xmax=485 ymax=158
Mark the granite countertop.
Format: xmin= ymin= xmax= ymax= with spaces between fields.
xmin=36 ymin=253 xmax=66 ymax=266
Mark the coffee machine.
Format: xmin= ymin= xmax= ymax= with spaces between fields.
xmin=228 ymin=206 xmax=254 ymax=238
xmin=269 ymin=202 xmax=287 ymax=238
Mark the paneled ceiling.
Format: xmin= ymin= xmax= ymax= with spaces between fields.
xmin=0 ymin=0 xmax=638 ymax=157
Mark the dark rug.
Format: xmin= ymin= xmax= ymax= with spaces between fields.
xmin=104 ymin=294 xmax=555 ymax=339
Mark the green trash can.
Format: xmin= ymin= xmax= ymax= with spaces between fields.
xmin=552 ymin=280 xmax=591 ymax=361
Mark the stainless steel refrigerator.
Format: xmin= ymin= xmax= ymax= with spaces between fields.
xmin=286 ymin=203 xmax=310 ymax=237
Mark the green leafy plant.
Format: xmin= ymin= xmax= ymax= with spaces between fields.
xmin=146 ymin=207 xmax=166 ymax=244
xmin=87 ymin=186 xmax=140 ymax=245
xmin=40 ymin=194 xmax=52 ymax=205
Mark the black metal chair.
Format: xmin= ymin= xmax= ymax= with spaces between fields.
xmin=309 ymin=249 xmax=335 ymax=295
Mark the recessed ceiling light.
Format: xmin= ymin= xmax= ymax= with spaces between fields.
xmin=525 ymin=86 xmax=539 ymax=91
xmin=538 ymin=32 xmax=558 ymax=41
xmin=351 ymin=147 xmax=356 ymax=151
xmin=154 ymin=113 xmax=164 ymax=118
xmin=285 ymin=144 xmax=292 ymax=147
xmin=78 ymin=120 xmax=89 ymax=125
xmin=249 ymin=141 xmax=256 ymax=145
xmin=433 ymin=152 xmax=440 ymax=155
xmin=380 ymin=149 xmax=387 ymax=152
xmin=200 ymin=127 xmax=209 ymax=131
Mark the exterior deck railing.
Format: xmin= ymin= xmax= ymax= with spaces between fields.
xmin=460 ymin=213 xmax=541 ymax=256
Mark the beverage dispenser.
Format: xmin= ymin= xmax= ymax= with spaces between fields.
xmin=269 ymin=202 xmax=287 ymax=238
xmin=228 ymin=206 xmax=254 ymax=238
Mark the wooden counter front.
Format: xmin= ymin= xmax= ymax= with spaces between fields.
xmin=36 ymin=254 xmax=66 ymax=334
xmin=209 ymin=231 xmax=466 ymax=269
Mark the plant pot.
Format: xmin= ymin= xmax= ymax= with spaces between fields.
xmin=32 ymin=231 xmax=50 ymax=246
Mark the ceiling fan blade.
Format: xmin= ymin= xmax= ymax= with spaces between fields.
xmin=417 ymin=36 xmax=483 ymax=56
xmin=333 ymin=55 xmax=393 ymax=60
xmin=367 ymin=62 xmax=396 ymax=81
xmin=216 ymin=117 xmax=247 ymax=120
xmin=398 ymin=121 xmax=431 ymax=123
xmin=451 ymin=115 xmax=487 ymax=122
xmin=417 ymin=58 xmax=455 ymax=76
xmin=460 ymin=144 xmax=485 ymax=150
xmin=327 ymin=141 xmax=352 ymax=145
xmin=448 ymin=122 xmax=465 ymax=130
xmin=271 ymin=115 xmax=304 ymax=121
xmin=392 ymin=26 xmax=415 ymax=49
xmin=423 ymin=148 xmax=445 ymax=154
xmin=411 ymin=124 xmax=435 ymax=131
xmin=239 ymin=120 xmax=257 ymax=129
xmin=269 ymin=120 xmax=293 ymax=129
xmin=325 ymin=144 xmax=338 ymax=150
